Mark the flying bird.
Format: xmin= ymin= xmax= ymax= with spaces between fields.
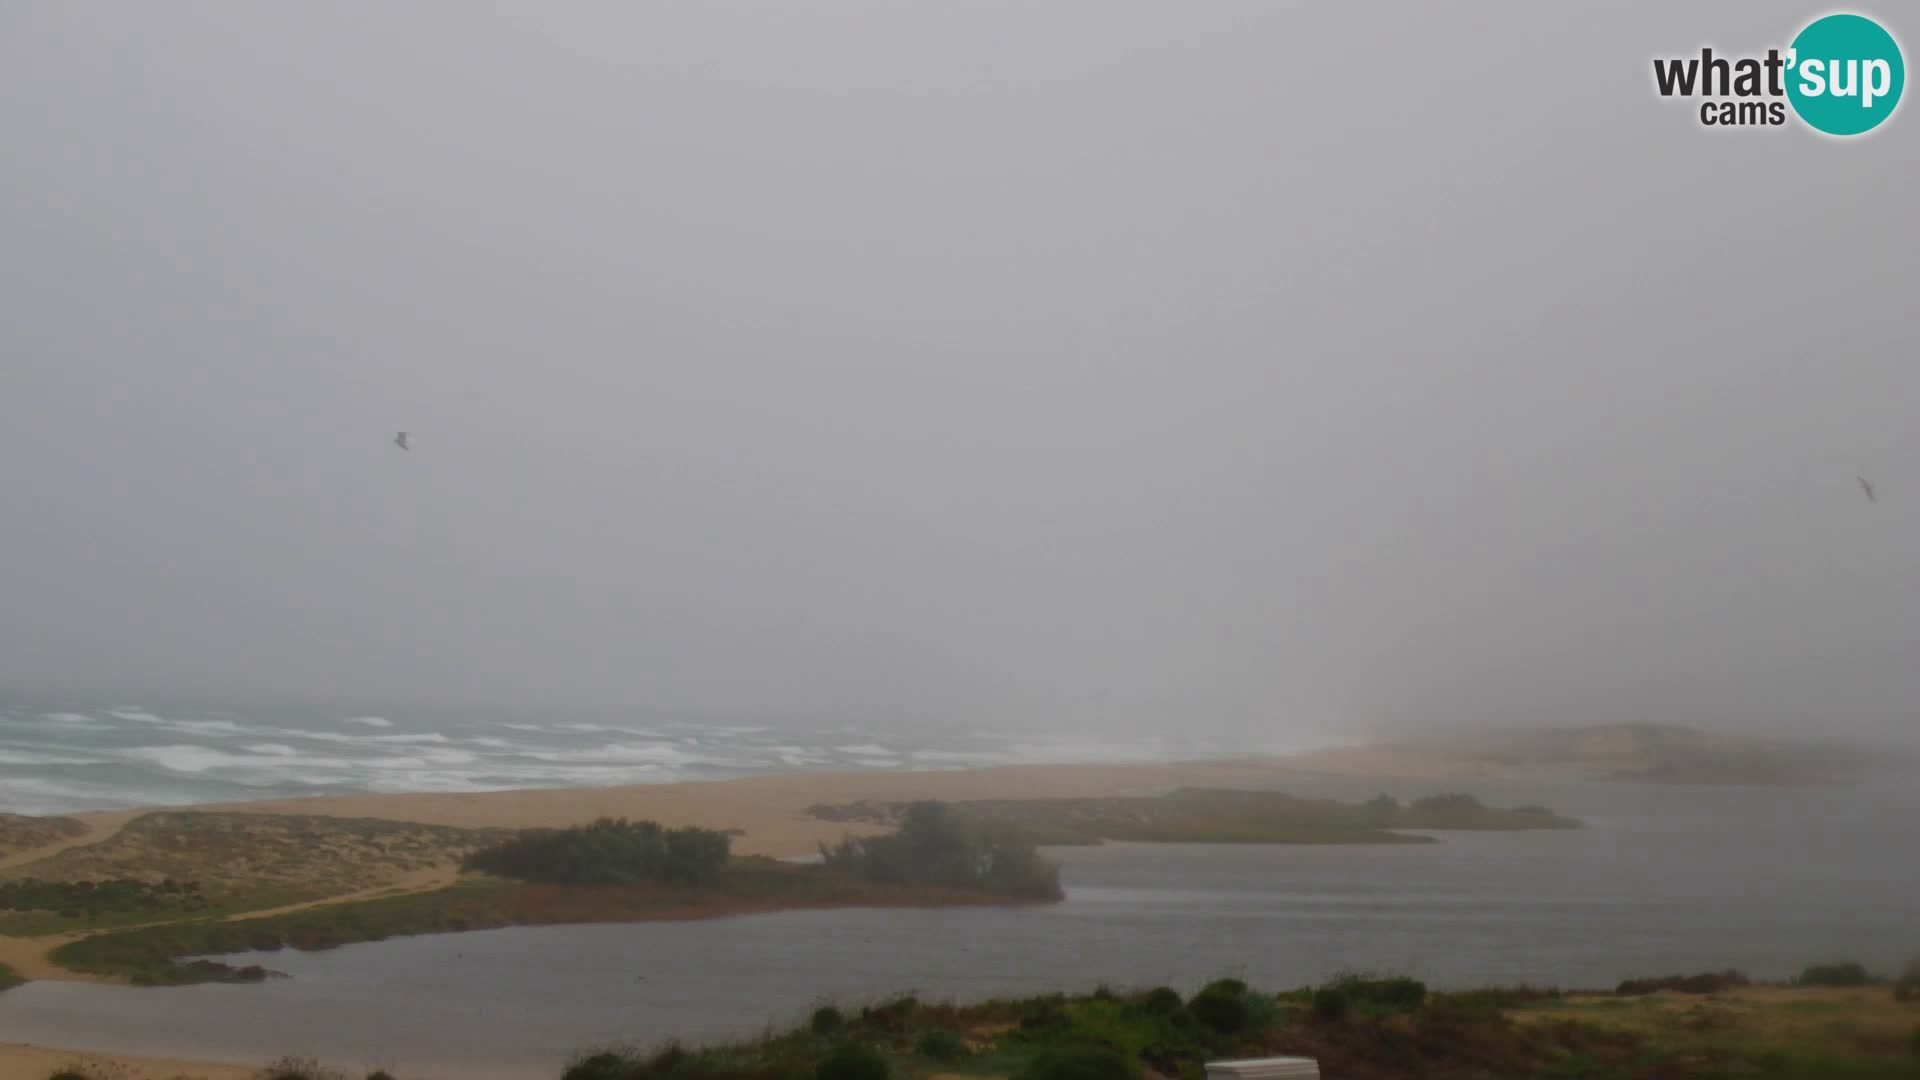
xmin=1857 ymin=474 xmax=1876 ymax=503
xmin=394 ymin=431 xmax=411 ymax=451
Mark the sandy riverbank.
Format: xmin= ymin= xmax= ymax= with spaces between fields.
xmin=0 ymin=1042 xmax=257 ymax=1080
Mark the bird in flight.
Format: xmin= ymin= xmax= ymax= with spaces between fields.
xmin=1857 ymin=474 xmax=1876 ymax=503
xmin=394 ymin=431 xmax=411 ymax=451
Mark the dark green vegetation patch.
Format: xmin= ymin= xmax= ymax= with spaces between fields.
xmin=810 ymin=788 xmax=1579 ymax=846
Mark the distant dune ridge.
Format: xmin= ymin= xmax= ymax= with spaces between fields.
xmin=0 ymin=814 xmax=86 ymax=861
xmin=1288 ymin=722 xmax=1883 ymax=786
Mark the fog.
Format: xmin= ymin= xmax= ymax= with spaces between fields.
xmin=2 ymin=4 xmax=1915 ymax=743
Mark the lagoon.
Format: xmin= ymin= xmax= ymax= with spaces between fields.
xmin=2 ymin=778 xmax=1915 ymax=1079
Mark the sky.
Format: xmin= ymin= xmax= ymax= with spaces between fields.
xmin=1 ymin=3 xmax=1916 ymax=743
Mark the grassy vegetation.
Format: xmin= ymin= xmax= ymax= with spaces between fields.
xmin=27 ymin=971 xmax=1920 ymax=1080
xmin=0 ymin=813 xmax=87 ymax=858
xmin=0 ymin=812 xmax=507 ymax=900
xmin=465 ymin=818 xmax=733 ymax=886
xmin=47 ymin=854 xmax=1059 ymax=985
xmin=0 ymin=960 xmax=24 ymax=992
xmin=515 ymin=975 xmax=1920 ymax=1080
xmin=811 ymin=788 xmax=1580 ymax=846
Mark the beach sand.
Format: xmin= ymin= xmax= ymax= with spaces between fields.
xmin=155 ymin=756 xmax=1338 ymax=857
xmin=0 ymin=1042 xmax=256 ymax=1080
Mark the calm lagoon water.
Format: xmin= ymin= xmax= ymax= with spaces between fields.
xmin=2 ymin=779 xmax=1916 ymax=1079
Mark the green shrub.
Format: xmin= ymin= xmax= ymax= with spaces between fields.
xmin=1797 ymin=962 xmax=1872 ymax=988
xmin=365 ymin=1073 xmax=396 ymax=1080
xmin=464 ymin=818 xmax=730 ymax=885
xmin=1015 ymin=1046 xmax=1141 ymax=1080
xmin=916 ymin=1029 xmax=969 ymax=1062
xmin=648 ymin=1044 xmax=688 ymax=1074
xmin=820 ymin=802 xmax=1061 ymax=898
xmin=47 ymin=1071 xmax=92 ymax=1080
xmin=1137 ymin=987 xmax=1184 ymax=1016
xmin=562 ymin=1052 xmax=642 ymax=1080
xmin=1910 ymin=1025 xmax=1920 ymax=1058
xmin=1018 ymin=996 xmax=1071 ymax=1032
xmin=1189 ymin=983 xmax=1252 ymax=1034
xmin=810 ymin=1006 xmax=846 ymax=1036
xmin=1331 ymin=974 xmax=1426 ymax=1012
xmin=1616 ymin=971 xmax=1748 ymax=996
xmin=1311 ymin=988 xmax=1349 ymax=1022
xmin=816 ymin=1043 xmax=889 ymax=1080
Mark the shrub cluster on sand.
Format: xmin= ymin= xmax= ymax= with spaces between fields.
xmin=812 ymin=789 xmax=1578 ymax=846
xmin=0 ymin=961 xmax=24 ymax=992
xmin=0 ymin=877 xmax=209 ymax=920
xmin=1616 ymin=970 xmax=1749 ymax=996
xmin=818 ymin=801 xmax=1061 ymax=898
xmin=1796 ymin=960 xmax=1873 ymax=988
xmin=464 ymin=818 xmax=732 ymax=886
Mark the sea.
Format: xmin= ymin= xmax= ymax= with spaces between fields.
xmin=1 ymin=697 xmax=1917 ymax=1078
xmin=0 ymin=695 xmax=1251 ymax=817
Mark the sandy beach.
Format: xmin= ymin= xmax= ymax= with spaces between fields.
xmin=188 ymin=756 xmax=1336 ymax=854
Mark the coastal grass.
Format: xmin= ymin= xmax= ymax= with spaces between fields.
xmin=538 ymin=977 xmax=1916 ymax=1080
xmin=0 ymin=812 xmax=506 ymax=899
xmin=0 ymin=960 xmax=23 ymax=992
xmin=30 ymin=977 xmax=1912 ymax=1080
xmin=0 ymin=882 xmax=321 ymax=937
xmin=47 ymin=859 xmax=1057 ymax=985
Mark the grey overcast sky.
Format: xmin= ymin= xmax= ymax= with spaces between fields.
xmin=1 ymin=3 xmax=1915 ymax=741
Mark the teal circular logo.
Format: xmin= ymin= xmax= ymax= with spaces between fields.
xmin=1786 ymin=14 xmax=1905 ymax=135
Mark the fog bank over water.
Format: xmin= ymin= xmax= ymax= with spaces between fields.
xmin=3 ymin=3 xmax=1918 ymax=743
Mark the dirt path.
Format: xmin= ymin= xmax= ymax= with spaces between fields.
xmin=0 ymin=863 xmax=461 ymax=984
xmin=0 ymin=810 xmax=144 ymax=873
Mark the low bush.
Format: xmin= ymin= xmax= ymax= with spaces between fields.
xmin=1016 ymin=1046 xmax=1141 ymax=1080
xmin=1615 ymin=971 xmax=1748 ymax=996
xmin=810 ymin=1006 xmax=845 ymax=1036
xmin=465 ymin=818 xmax=730 ymax=886
xmin=1326 ymin=974 xmax=1426 ymax=1013
xmin=46 ymin=1071 xmax=91 ymax=1080
xmin=1188 ymin=982 xmax=1252 ymax=1034
xmin=1797 ymin=962 xmax=1872 ymax=988
xmin=820 ymin=802 xmax=1061 ymax=898
xmin=1135 ymin=987 xmax=1184 ymax=1016
xmin=1311 ymin=987 xmax=1349 ymax=1022
xmin=915 ymin=1029 xmax=969 ymax=1062
xmin=562 ymin=1051 xmax=641 ymax=1080
xmin=816 ymin=1043 xmax=889 ymax=1080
